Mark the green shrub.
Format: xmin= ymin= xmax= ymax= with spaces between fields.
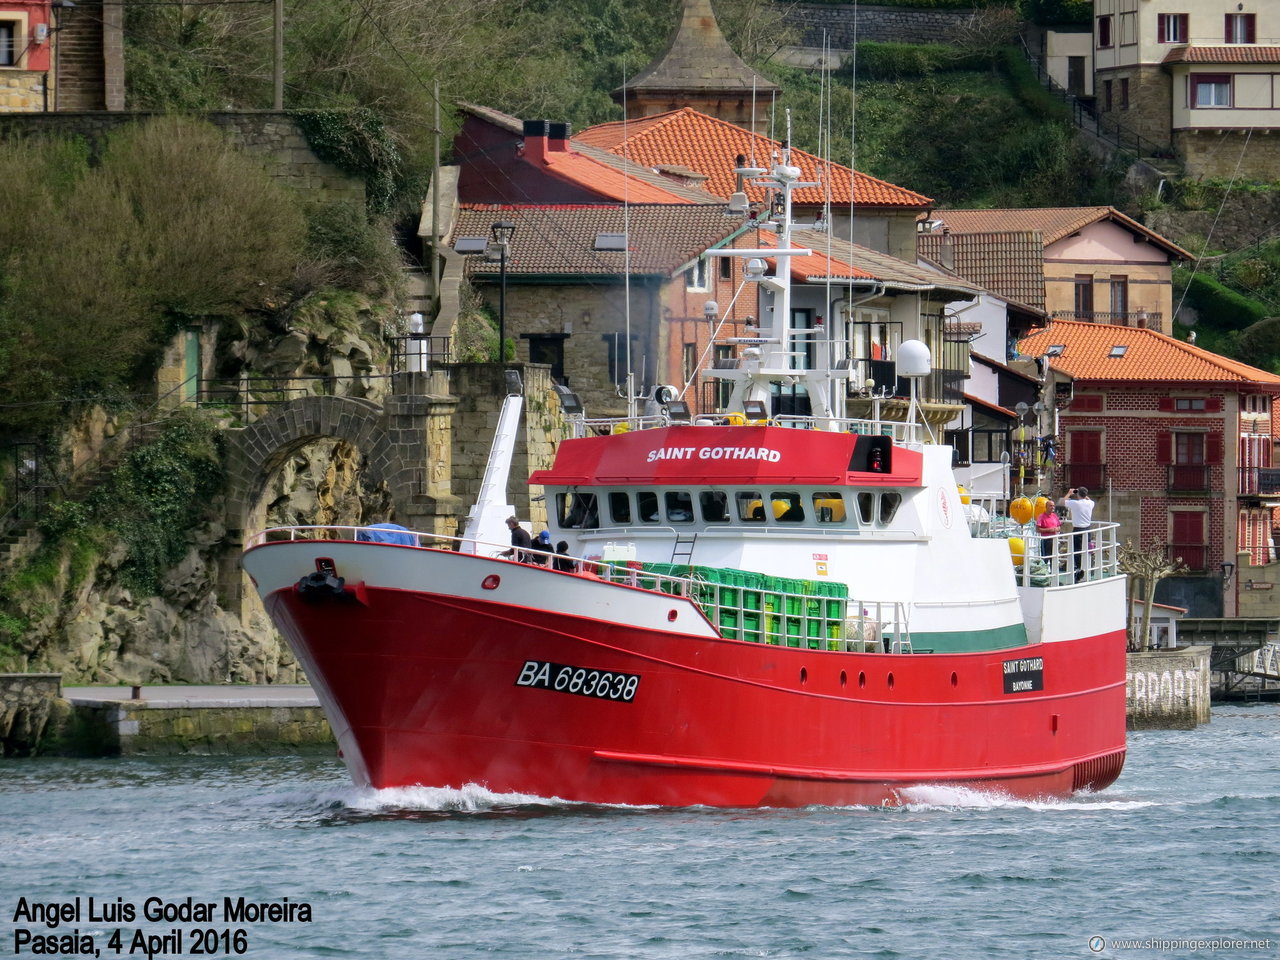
xmin=1178 ymin=269 xmax=1272 ymax=332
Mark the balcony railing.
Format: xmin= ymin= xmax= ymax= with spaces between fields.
xmin=1167 ymin=542 xmax=1207 ymax=572
xmin=1049 ymin=310 xmax=1164 ymax=332
xmin=1240 ymin=467 xmax=1280 ymax=498
xmin=1067 ymin=463 xmax=1106 ymax=490
xmin=1167 ymin=464 xmax=1210 ymax=493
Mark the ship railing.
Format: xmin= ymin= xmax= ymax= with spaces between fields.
xmin=965 ymin=515 xmax=1122 ymax=588
xmin=576 ymin=411 xmax=924 ymax=445
xmin=247 ymin=525 xmax=917 ymax=652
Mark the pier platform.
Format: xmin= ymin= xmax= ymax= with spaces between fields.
xmin=50 ymin=684 xmax=334 ymax=756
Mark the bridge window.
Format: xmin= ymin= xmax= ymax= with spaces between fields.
xmin=637 ymin=491 xmax=660 ymax=523
xmin=559 ymin=492 xmax=599 ymax=529
xmin=608 ymin=491 xmax=631 ymax=524
xmin=772 ymin=492 xmax=805 ymax=522
xmin=665 ymin=491 xmax=694 ymax=523
xmin=736 ymin=491 xmax=766 ymax=522
xmin=700 ymin=491 xmax=730 ymax=522
xmin=880 ymin=493 xmax=902 ymax=523
xmin=812 ymin=492 xmax=846 ymax=523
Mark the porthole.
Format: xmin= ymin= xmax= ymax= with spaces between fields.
xmin=858 ymin=671 xmax=866 ymax=688
xmin=887 ymin=672 xmax=895 ymax=690
xmin=840 ymin=670 xmax=848 ymax=688
xmin=667 ymin=609 xmax=678 ymax=622
xmin=800 ymin=667 xmax=808 ymax=685
xmin=482 ymin=575 xmax=501 ymax=590
xmin=950 ymin=672 xmax=958 ymax=688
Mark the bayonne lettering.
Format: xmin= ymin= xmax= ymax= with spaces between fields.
xmin=646 ymin=446 xmax=782 ymax=463
xmin=515 ymin=660 xmax=641 ymax=702
xmin=1002 ymin=656 xmax=1045 ymax=694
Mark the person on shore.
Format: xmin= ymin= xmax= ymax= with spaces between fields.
xmin=1058 ymin=487 xmax=1095 ymax=582
xmin=502 ymin=516 xmax=533 ymax=562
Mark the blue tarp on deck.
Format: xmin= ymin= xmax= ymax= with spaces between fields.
xmin=355 ymin=523 xmax=417 ymax=546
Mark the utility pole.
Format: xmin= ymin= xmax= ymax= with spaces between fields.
xmin=273 ymin=0 xmax=284 ymax=110
xmin=432 ymin=79 xmax=441 ymax=316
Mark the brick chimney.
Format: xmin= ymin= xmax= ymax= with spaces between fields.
xmin=522 ymin=119 xmax=572 ymax=164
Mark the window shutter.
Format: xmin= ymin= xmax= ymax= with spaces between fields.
xmin=1157 ymin=431 xmax=1173 ymax=463
xmin=1205 ymin=397 xmax=1223 ymax=413
xmin=1247 ymin=14 xmax=1256 ymax=43
xmin=1158 ymin=16 xmax=1166 ymax=42
xmin=1206 ymin=433 xmax=1223 ymax=464
xmin=1224 ymin=14 xmax=1231 ymax=41
xmin=1158 ymin=397 xmax=1175 ymax=412
xmin=1179 ymin=15 xmax=1188 ymax=41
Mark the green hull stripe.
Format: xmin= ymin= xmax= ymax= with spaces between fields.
xmin=907 ymin=623 xmax=1029 ymax=653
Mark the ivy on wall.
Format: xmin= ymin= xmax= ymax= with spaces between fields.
xmin=293 ymin=108 xmax=402 ymax=217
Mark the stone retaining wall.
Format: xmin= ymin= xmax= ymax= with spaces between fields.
xmin=51 ymin=702 xmax=333 ymax=756
xmin=1126 ymin=646 xmax=1211 ymax=730
xmin=0 ymin=673 xmax=61 ymax=756
xmin=0 ymin=111 xmax=365 ymax=210
xmin=785 ymin=3 xmax=979 ymax=48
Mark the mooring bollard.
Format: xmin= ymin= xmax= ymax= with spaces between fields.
xmin=130 ymin=685 xmax=142 ymax=700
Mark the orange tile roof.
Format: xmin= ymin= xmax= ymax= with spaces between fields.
xmin=575 ymin=108 xmax=932 ymax=209
xmin=1164 ymin=45 xmax=1280 ymax=64
xmin=932 ymin=207 xmax=1192 ymax=259
xmin=755 ymin=228 xmax=982 ymax=298
xmin=534 ymin=149 xmax=697 ymax=204
xmin=1018 ymin=320 xmax=1280 ymax=387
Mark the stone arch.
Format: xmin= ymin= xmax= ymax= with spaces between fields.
xmin=224 ymin=394 xmax=394 ymax=535
xmin=217 ymin=373 xmax=465 ymax=612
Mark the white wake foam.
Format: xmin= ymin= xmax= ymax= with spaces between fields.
xmin=896 ymin=783 xmax=1158 ymax=812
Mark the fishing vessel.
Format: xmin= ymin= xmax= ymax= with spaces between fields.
xmin=243 ymin=144 xmax=1128 ymax=807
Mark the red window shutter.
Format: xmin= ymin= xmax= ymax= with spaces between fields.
xmin=1158 ymin=16 xmax=1166 ymax=42
xmin=1157 ymin=431 xmax=1173 ymax=463
xmin=1206 ymin=433 xmax=1223 ymax=464
xmin=1158 ymin=397 xmax=1175 ymax=412
xmin=1247 ymin=14 xmax=1256 ymax=43
xmin=1205 ymin=397 xmax=1223 ymax=413
xmin=1179 ymin=15 xmax=1188 ymax=40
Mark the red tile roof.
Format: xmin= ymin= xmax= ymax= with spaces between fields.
xmin=771 ymin=228 xmax=982 ymax=298
xmin=1018 ymin=320 xmax=1280 ymax=387
xmin=931 ymin=207 xmax=1192 ymax=259
xmin=575 ymin=108 xmax=932 ymax=209
xmin=1164 ymin=45 xmax=1280 ymax=64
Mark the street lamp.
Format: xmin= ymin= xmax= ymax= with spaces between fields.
xmin=454 ymin=221 xmax=516 ymax=362
xmin=488 ymin=221 xmax=516 ymax=363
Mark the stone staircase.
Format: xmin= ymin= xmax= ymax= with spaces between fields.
xmin=0 ymin=419 xmax=167 ymax=574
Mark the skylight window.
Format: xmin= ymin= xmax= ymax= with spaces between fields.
xmin=1046 ymin=344 xmax=1065 ymax=356
xmin=594 ymin=233 xmax=628 ymax=251
xmin=1109 ymin=345 xmax=1128 ymax=358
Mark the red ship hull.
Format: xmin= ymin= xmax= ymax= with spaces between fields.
xmin=263 ymin=576 xmax=1127 ymax=807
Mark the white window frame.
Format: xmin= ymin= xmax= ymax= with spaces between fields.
xmin=685 ymin=257 xmax=709 ymax=292
xmin=0 ymin=14 xmax=30 ymax=69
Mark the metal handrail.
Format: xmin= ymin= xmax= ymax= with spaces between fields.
xmin=246 ymin=524 xmax=917 ymax=652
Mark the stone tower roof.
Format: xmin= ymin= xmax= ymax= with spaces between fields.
xmin=613 ymin=0 xmax=778 ymax=104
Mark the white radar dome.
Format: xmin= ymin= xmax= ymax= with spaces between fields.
xmin=897 ymin=339 xmax=932 ymax=377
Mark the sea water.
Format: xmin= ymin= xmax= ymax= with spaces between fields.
xmin=2 ymin=705 xmax=1278 ymax=960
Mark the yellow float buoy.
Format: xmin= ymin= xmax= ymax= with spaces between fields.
xmin=1009 ymin=536 xmax=1026 ymax=566
xmin=1010 ymin=497 xmax=1034 ymax=525
xmin=1034 ymin=495 xmax=1052 ymax=517
xmin=958 ymin=485 xmax=970 ymax=505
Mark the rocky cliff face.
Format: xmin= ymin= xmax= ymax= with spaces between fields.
xmin=7 ymin=295 xmax=397 ymax=685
